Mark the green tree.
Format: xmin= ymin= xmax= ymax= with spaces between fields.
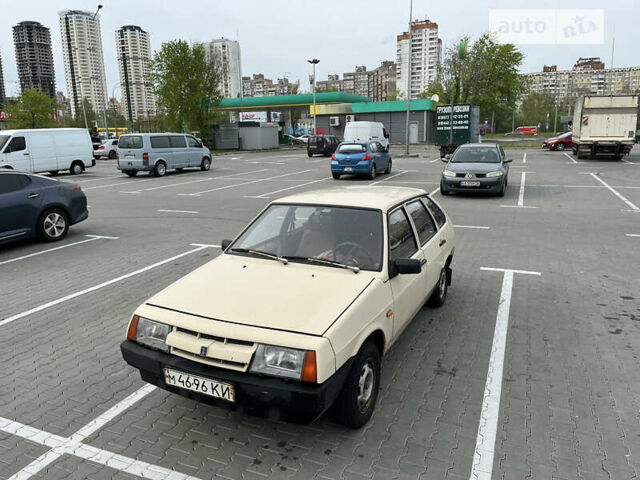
xmin=151 ymin=40 xmax=222 ymax=133
xmin=517 ymin=92 xmax=555 ymax=128
xmin=421 ymin=33 xmax=525 ymax=132
xmin=5 ymin=89 xmax=57 ymax=128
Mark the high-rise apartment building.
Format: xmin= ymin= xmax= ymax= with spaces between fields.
xmin=0 ymin=51 xmax=6 ymax=109
xmin=370 ymin=61 xmax=397 ymax=102
xmin=59 ymin=10 xmax=108 ymax=118
xmin=241 ymin=74 xmax=297 ymax=97
xmin=116 ymin=25 xmax=156 ymax=122
xmin=203 ymin=38 xmax=242 ymax=98
xmin=13 ymin=21 xmax=56 ymax=98
xmin=396 ymin=19 xmax=442 ymax=99
xmin=343 ymin=66 xmax=370 ymax=97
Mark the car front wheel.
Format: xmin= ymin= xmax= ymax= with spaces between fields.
xmin=335 ymin=342 xmax=381 ymax=428
xmin=428 ymin=268 xmax=448 ymax=307
xmin=556 ymin=143 xmax=565 ymax=151
xmin=332 ymin=173 xmax=341 ymax=180
xmin=200 ymin=157 xmax=211 ymax=171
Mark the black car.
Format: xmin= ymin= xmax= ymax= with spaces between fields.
xmin=0 ymin=170 xmax=88 ymax=245
xmin=440 ymin=143 xmax=512 ymax=197
xmin=307 ymin=135 xmax=341 ymax=157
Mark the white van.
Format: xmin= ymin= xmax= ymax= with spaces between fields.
xmin=0 ymin=128 xmax=94 ymax=175
xmin=343 ymin=121 xmax=389 ymax=150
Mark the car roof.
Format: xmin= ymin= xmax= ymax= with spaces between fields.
xmin=459 ymin=143 xmax=498 ymax=148
xmin=273 ymin=186 xmax=428 ymax=212
xmin=338 ymin=141 xmax=370 ymax=146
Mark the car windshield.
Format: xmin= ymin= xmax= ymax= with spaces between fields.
xmin=337 ymin=144 xmax=367 ymax=154
xmin=119 ymin=135 xmax=143 ymax=149
xmin=230 ymin=204 xmax=383 ymax=271
xmin=559 ymin=132 xmax=572 ymax=138
xmin=0 ymin=135 xmax=10 ymax=151
xmin=451 ymin=147 xmax=500 ymax=163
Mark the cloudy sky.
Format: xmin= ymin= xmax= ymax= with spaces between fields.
xmin=0 ymin=0 xmax=636 ymax=99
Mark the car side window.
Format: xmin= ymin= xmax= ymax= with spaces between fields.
xmin=170 ymin=136 xmax=187 ymax=148
xmin=370 ymin=142 xmax=378 ymax=153
xmin=422 ymin=196 xmax=447 ymax=228
xmin=388 ymin=208 xmax=418 ymax=261
xmin=186 ymin=136 xmax=200 ymax=148
xmin=377 ymin=142 xmax=384 ymax=151
xmin=0 ymin=174 xmax=28 ymax=194
xmin=150 ymin=136 xmax=170 ymax=148
xmin=406 ymin=200 xmax=437 ymax=245
xmin=5 ymin=136 xmax=26 ymax=153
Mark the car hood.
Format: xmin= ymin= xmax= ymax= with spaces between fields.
xmin=145 ymin=253 xmax=376 ymax=336
xmin=447 ymin=162 xmax=503 ymax=172
xmin=545 ymin=137 xmax=559 ymax=143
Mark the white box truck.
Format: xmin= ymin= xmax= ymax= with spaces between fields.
xmin=571 ymin=95 xmax=639 ymax=159
xmin=0 ymin=128 xmax=95 ymax=175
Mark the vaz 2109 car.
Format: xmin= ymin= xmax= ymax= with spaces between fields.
xmin=121 ymin=186 xmax=455 ymax=428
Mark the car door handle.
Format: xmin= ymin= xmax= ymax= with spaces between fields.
xmin=23 ymin=153 xmax=30 ymax=155
xmin=439 ymin=239 xmax=447 ymax=247
xmin=28 ymin=193 xmax=39 ymax=198
xmin=420 ymin=258 xmax=427 ymax=266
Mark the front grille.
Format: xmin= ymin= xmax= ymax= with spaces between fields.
xmin=166 ymin=327 xmax=257 ymax=372
xmin=455 ymin=172 xmax=486 ymax=178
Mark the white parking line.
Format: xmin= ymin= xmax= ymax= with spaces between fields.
xmin=626 ymin=234 xmax=640 ymax=237
xmin=620 ymin=158 xmax=637 ymax=165
xmin=470 ymin=267 xmax=541 ymax=480
xmin=589 ymin=173 xmax=639 ymax=212
xmin=0 ymin=385 xmax=203 ymax=480
xmin=181 ymin=169 xmax=313 ymax=196
xmin=245 ymin=177 xmax=331 ymax=199
xmin=189 ymin=243 xmax=221 ymax=248
xmin=429 ymin=158 xmax=440 ymax=163
xmin=0 ymin=245 xmax=214 ymax=328
xmin=370 ymin=170 xmax=407 ymax=185
xmin=522 ymin=152 xmax=526 ymax=164
xmin=429 ymin=186 xmax=440 ymax=196
xmin=562 ymin=152 xmax=578 ymax=164
xmin=500 ymin=172 xmax=538 ymax=209
xmin=158 ymin=209 xmax=198 ymax=214
xmin=0 ymin=235 xmax=118 ymax=267
xmin=454 ymin=225 xmax=490 ymax=229
xmin=74 ymin=175 xmax=121 ymax=183
xmin=83 ymin=177 xmax=156 ymax=191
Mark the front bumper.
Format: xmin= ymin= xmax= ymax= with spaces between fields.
xmin=441 ymin=175 xmax=503 ymax=192
xmin=331 ymin=161 xmax=372 ymax=174
xmin=120 ymin=340 xmax=351 ymax=423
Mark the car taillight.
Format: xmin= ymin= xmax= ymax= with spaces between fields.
xmin=98 ymin=145 xmax=104 ymax=149
xmin=331 ymin=154 xmax=336 ymax=160
xmin=142 ymin=152 xmax=149 ymax=160
xmin=73 ymin=185 xmax=82 ymax=191
xmin=362 ymin=154 xmax=371 ymax=161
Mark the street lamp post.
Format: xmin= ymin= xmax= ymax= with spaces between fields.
xmin=404 ymin=0 xmax=413 ymax=155
xmin=308 ymin=59 xmax=319 ymax=134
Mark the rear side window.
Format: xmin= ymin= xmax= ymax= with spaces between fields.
xmin=119 ymin=136 xmax=143 ymax=149
xmin=169 ymin=136 xmax=187 ymax=148
xmin=422 ymin=197 xmax=447 ymax=228
xmin=406 ymin=200 xmax=437 ymax=245
xmin=337 ymin=144 xmax=367 ymax=154
xmin=0 ymin=174 xmax=30 ymax=194
xmin=112 ymin=140 xmax=118 ymax=146
xmin=150 ymin=136 xmax=171 ymax=148
xmin=388 ymin=208 xmax=418 ymax=261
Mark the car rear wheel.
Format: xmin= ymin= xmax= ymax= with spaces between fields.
xmin=557 ymin=143 xmax=565 ymax=151
xmin=124 ymin=170 xmax=137 ymax=177
xmin=368 ymin=164 xmax=376 ymax=180
xmin=385 ymin=159 xmax=392 ymax=174
xmin=108 ymin=150 xmax=117 ymax=159
xmin=153 ymin=161 xmax=167 ymax=177
xmin=335 ymin=342 xmax=381 ymax=428
xmin=38 ymin=208 xmax=69 ymax=242
xmin=70 ymin=161 xmax=83 ymax=175
xmin=428 ymin=268 xmax=448 ymax=307
xmin=332 ymin=173 xmax=341 ymax=180
xmin=200 ymin=157 xmax=211 ymax=171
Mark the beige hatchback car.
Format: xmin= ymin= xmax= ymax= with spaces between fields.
xmin=121 ymin=186 xmax=455 ymax=428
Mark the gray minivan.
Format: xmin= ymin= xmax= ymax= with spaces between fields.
xmin=116 ymin=133 xmax=211 ymax=177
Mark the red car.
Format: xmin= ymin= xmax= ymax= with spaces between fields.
xmin=543 ymin=132 xmax=572 ymax=151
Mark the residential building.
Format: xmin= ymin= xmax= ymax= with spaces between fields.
xmin=241 ymin=74 xmax=297 ymax=97
xmin=316 ymin=62 xmax=396 ymax=101
xmin=396 ymin=19 xmax=442 ymax=99
xmin=370 ymin=61 xmax=396 ymax=102
xmin=0 ymin=51 xmax=6 ymax=109
xmin=13 ymin=21 xmax=56 ymax=98
xmin=116 ymin=25 xmax=156 ymax=122
xmin=524 ymin=57 xmax=640 ymax=106
xmin=203 ymin=38 xmax=242 ymax=98
xmin=56 ymin=91 xmax=71 ymax=117
xmin=59 ymin=9 xmax=108 ymax=118
xmin=343 ymin=66 xmax=370 ymax=97
xmin=316 ymin=74 xmax=343 ymax=93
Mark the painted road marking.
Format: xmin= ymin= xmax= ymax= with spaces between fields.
xmin=158 ymin=209 xmax=199 ymax=214
xmin=589 ymin=173 xmax=639 ymax=212
xmin=189 ymin=243 xmax=221 ymax=248
xmin=83 ymin=177 xmax=156 ymax=191
xmin=429 ymin=186 xmax=440 ymax=196
xmin=0 ymin=245 xmax=214 ymax=328
xmin=620 ymin=158 xmax=637 ymax=165
xmin=626 ymin=234 xmax=640 ymax=237
xmin=370 ymin=170 xmax=408 ymax=186
xmin=562 ymin=152 xmax=578 ymax=164
xmin=522 ymin=152 xmax=526 ymax=164
xmin=0 ymin=385 xmax=205 ymax=480
xmin=501 ymin=172 xmax=538 ymax=209
xmin=470 ymin=267 xmax=541 ymax=480
xmin=181 ymin=169 xmax=314 ymax=196
xmin=0 ymin=235 xmax=118 ymax=267
xmin=245 ymin=177 xmax=331 ymax=199
xmin=454 ymin=225 xmax=490 ymax=230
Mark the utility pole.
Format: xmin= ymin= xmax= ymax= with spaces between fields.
xmin=308 ymin=59 xmax=319 ymax=134
xmin=404 ymin=0 xmax=413 ymax=155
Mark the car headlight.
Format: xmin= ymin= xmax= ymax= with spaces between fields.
xmin=249 ymin=344 xmax=316 ymax=382
xmin=127 ymin=315 xmax=170 ymax=353
xmin=486 ymin=171 xmax=503 ymax=178
xmin=442 ymin=169 xmax=456 ymax=178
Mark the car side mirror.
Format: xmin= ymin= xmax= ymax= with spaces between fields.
xmin=441 ymin=157 xmax=448 ymax=163
xmin=504 ymin=158 xmax=512 ymax=163
xmin=221 ymin=239 xmax=232 ymax=250
xmin=389 ymin=258 xmax=421 ymax=278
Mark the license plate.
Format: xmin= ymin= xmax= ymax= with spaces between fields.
xmin=344 ymin=167 xmax=353 ymax=172
xmin=163 ymin=368 xmax=235 ymax=402
xmin=125 ymin=154 xmax=135 ymax=159
xmin=460 ymin=181 xmax=481 ymax=187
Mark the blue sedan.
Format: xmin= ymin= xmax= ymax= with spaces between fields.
xmin=0 ymin=170 xmax=88 ymax=245
xmin=331 ymin=141 xmax=392 ymax=180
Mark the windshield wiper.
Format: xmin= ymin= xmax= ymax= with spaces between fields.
xmin=285 ymin=255 xmax=360 ymax=273
xmin=230 ymin=248 xmax=289 ymax=265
